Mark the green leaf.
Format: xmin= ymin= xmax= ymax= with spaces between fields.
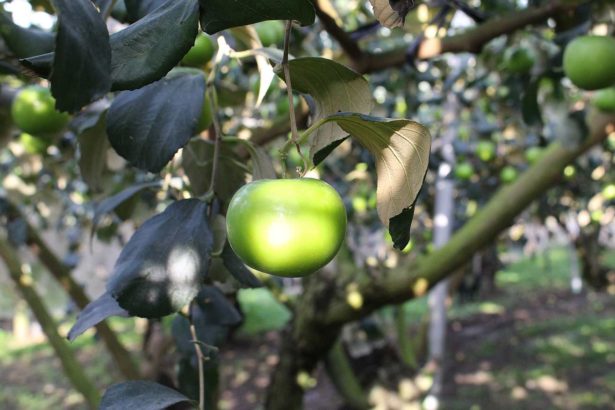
xmin=74 ymin=110 xmax=110 ymax=192
xmin=521 ymin=79 xmax=542 ymax=126
xmin=281 ymin=57 xmax=372 ymax=160
xmin=92 ymin=181 xmax=162 ymax=235
xmin=0 ymin=12 xmax=54 ymax=57
xmin=198 ymin=0 xmax=315 ymax=34
xmin=221 ymin=242 xmax=262 ymax=288
xmin=50 ymin=0 xmax=112 ymax=112
xmin=107 ymin=73 xmax=206 ymax=173
xmin=110 ymin=0 xmax=199 ymax=91
xmin=181 ymin=139 xmax=247 ymax=203
xmin=306 ymin=113 xmax=431 ymax=248
xmin=20 ymin=52 xmax=53 ymax=78
xmin=106 ymin=199 xmax=213 ymax=317
xmin=124 ymin=0 xmax=167 ymax=22
xmin=100 ymin=381 xmax=194 ymax=410
xmin=196 ymin=286 xmax=242 ymax=326
xmin=239 ymin=140 xmax=277 ymax=180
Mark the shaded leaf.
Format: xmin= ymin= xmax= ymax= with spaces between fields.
xmin=107 ymin=73 xmax=206 ymax=173
xmin=221 ymin=241 xmax=262 ymax=288
xmin=239 ymin=140 xmax=277 ymax=180
xmin=199 ymin=0 xmax=315 ymax=34
xmin=106 ymin=199 xmax=213 ymax=317
xmin=51 ymin=0 xmax=111 ymax=112
xmin=181 ymin=139 xmax=247 ymax=203
xmin=92 ymin=181 xmax=161 ymax=234
xmin=20 ymin=52 xmax=53 ymax=78
xmin=388 ymin=201 xmax=416 ymax=250
xmin=521 ymin=79 xmax=542 ymax=127
xmin=0 ymin=12 xmax=54 ymax=57
xmin=280 ymin=57 xmax=372 ymax=160
xmin=110 ymin=0 xmax=199 ymax=91
xmin=196 ymin=286 xmax=242 ymax=326
xmin=74 ymin=110 xmax=109 ymax=192
xmin=67 ymin=293 xmax=129 ymax=341
xmin=313 ymin=137 xmax=348 ymax=166
xmin=306 ymin=113 xmax=431 ymax=245
xmin=124 ymin=0 xmax=167 ymax=22
xmin=100 ymin=381 xmax=194 ymax=410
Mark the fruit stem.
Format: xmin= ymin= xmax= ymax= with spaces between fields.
xmin=281 ymin=20 xmax=309 ymax=178
xmin=189 ymin=314 xmax=206 ymax=410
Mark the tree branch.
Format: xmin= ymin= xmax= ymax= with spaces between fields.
xmin=0 ymin=237 xmax=101 ymax=409
xmin=265 ymin=111 xmax=614 ymax=409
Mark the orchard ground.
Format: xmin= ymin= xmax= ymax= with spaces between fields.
xmin=1 ymin=247 xmax=614 ymax=410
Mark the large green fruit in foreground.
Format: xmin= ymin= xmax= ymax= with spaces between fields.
xmin=563 ymin=36 xmax=615 ymax=90
xmin=255 ymin=20 xmax=285 ymax=47
xmin=11 ymin=86 xmax=69 ymax=135
xmin=226 ymin=178 xmax=347 ymax=277
xmin=182 ymin=34 xmax=216 ymax=67
xmin=593 ymin=87 xmax=615 ymax=112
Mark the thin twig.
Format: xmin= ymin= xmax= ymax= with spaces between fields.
xmin=189 ymin=318 xmax=206 ymax=410
xmin=101 ymin=0 xmax=119 ymax=21
xmin=281 ymin=20 xmax=309 ymax=177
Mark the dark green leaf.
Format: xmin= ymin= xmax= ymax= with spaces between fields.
xmin=280 ymin=57 xmax=372 ymax=160
xmin=68 ymin=293 xmax=129 ymax=341
xmin=199 ymin=0 xmax=315 ymax=34
xmin=51 ymin=0 xmax=112 ymax=112
xmin=100 ymin=381 xmax=194 ymax=410
xmin=110 ymin=0 xmax=199 ymax=91
xmin=313 ymin=136 xmax=348 ymax=166
xmin=20 ymin=52 xmax=53 ymax=78
xmin=0 ymin=12 xmax=54 ymax=57
xmin=181 ymin=139 xmax=247 ymax=203
xmin=124 ymin=0 xmax=167 ymax=22
xmin=521 ymin=79 xmax=542 ymax=126
xmin=197 ymin=286 xmax=242 ymax=326
xmin=221 ymin=242 xmax=262 ymax=288
xmin=92 ymin=181 xmax=161 ymax=234
xmin=389 ymin=202 xmax=416 ymax=250
xmin=239 ymin=140 xmax=277 ymax=179
xmin=74 ymin=110 xmax=109 ymax=192
xmin=107 ymin=199 xmax=213 ymax=317
xmin=107 ymin=73 xmax=206 ymax=173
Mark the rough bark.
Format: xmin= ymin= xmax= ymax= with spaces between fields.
xmin=264 ymin=112 xmax=614 ymax=409
xmin=0 ymin=237 xmax=100 ymax=409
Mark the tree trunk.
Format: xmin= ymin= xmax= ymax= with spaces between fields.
xmin=0 ymin=237 xmax=101 ymax=409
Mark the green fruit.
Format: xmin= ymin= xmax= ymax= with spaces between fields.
xmin=454 ymin=162 xmax=475 ymax=181
xmin=11 ymin=86 xmax=69 ymax=135
xmin=182 ymin=34 xmax=216 ymax=67
xmin=563 ymin=165 xmax=576 ymax=179
xmin=255 ymin=20 xmax=285 ymax=47
xmin=500 ymin=165 xmax=518 ymax=183
xmin=276 ymin=95 xmax=299 ymax=116
xmin=525 ymin=146 xmax=544 ymax=165
xmin=563 ymin=36 xmax=615 ymax=90
xmin=593 ymin=87 xmax=615 ymax=112
xmin=18 ymin=132 xmax=50 ymax=155
xmin=226 ymin=178 xmax=347 ymax=277
xmin=476 ymin=141 xmax=496 ymax=162
xmin=603 ymin=184 xmax=615 ymax=201
xmin=196 ymin=93 xmax=213 ymax=132
xmin=503 ymin=47 xmax=534 ymax=74
xmin=352 ymin=196 xmax=368 ymax=214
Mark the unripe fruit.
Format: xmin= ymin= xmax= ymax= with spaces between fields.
xmin=11 ymin=86 xmax=69 ymax=135
xmin=182 ymin=34 xmax=216 ymax=67
xmin=226 ymin=178 xmax=347 ymax=277
xmin=563 ymin=36 xmax=615 ymax=90
xmin=593 ymin=87 xmax=615 ymax=112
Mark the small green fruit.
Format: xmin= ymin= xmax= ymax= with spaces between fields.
xmin=454 ymin=161 xmax=475 ymax=181
xmin=226 ymin=178 xmax=347 ymax=277
xmin=476 ymin=141 xmax=496 ymax=162
xmin=255 ymin=20 xmax=285 ymax=47
xmin=500 ymin=165 xmax=518 ymax=183
xmin=503 ymin=47 xmax=534 ymax=74
xmin=182 ymin=34 xmax=216 ymax=67
xmin=11 ymin=86 xmax=69 ymax=135
xmin=603 ymin=184 xmax=615 ymax=201
xmin=593 ymin=87 xmax=615 ymax=112
xmin=525 ymin=146 xmax=544 ymax=165
xmin=196 ymin=93 xmax=213 ymax=132
xmin=563 ymin=36 xmax=615 ymax=90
